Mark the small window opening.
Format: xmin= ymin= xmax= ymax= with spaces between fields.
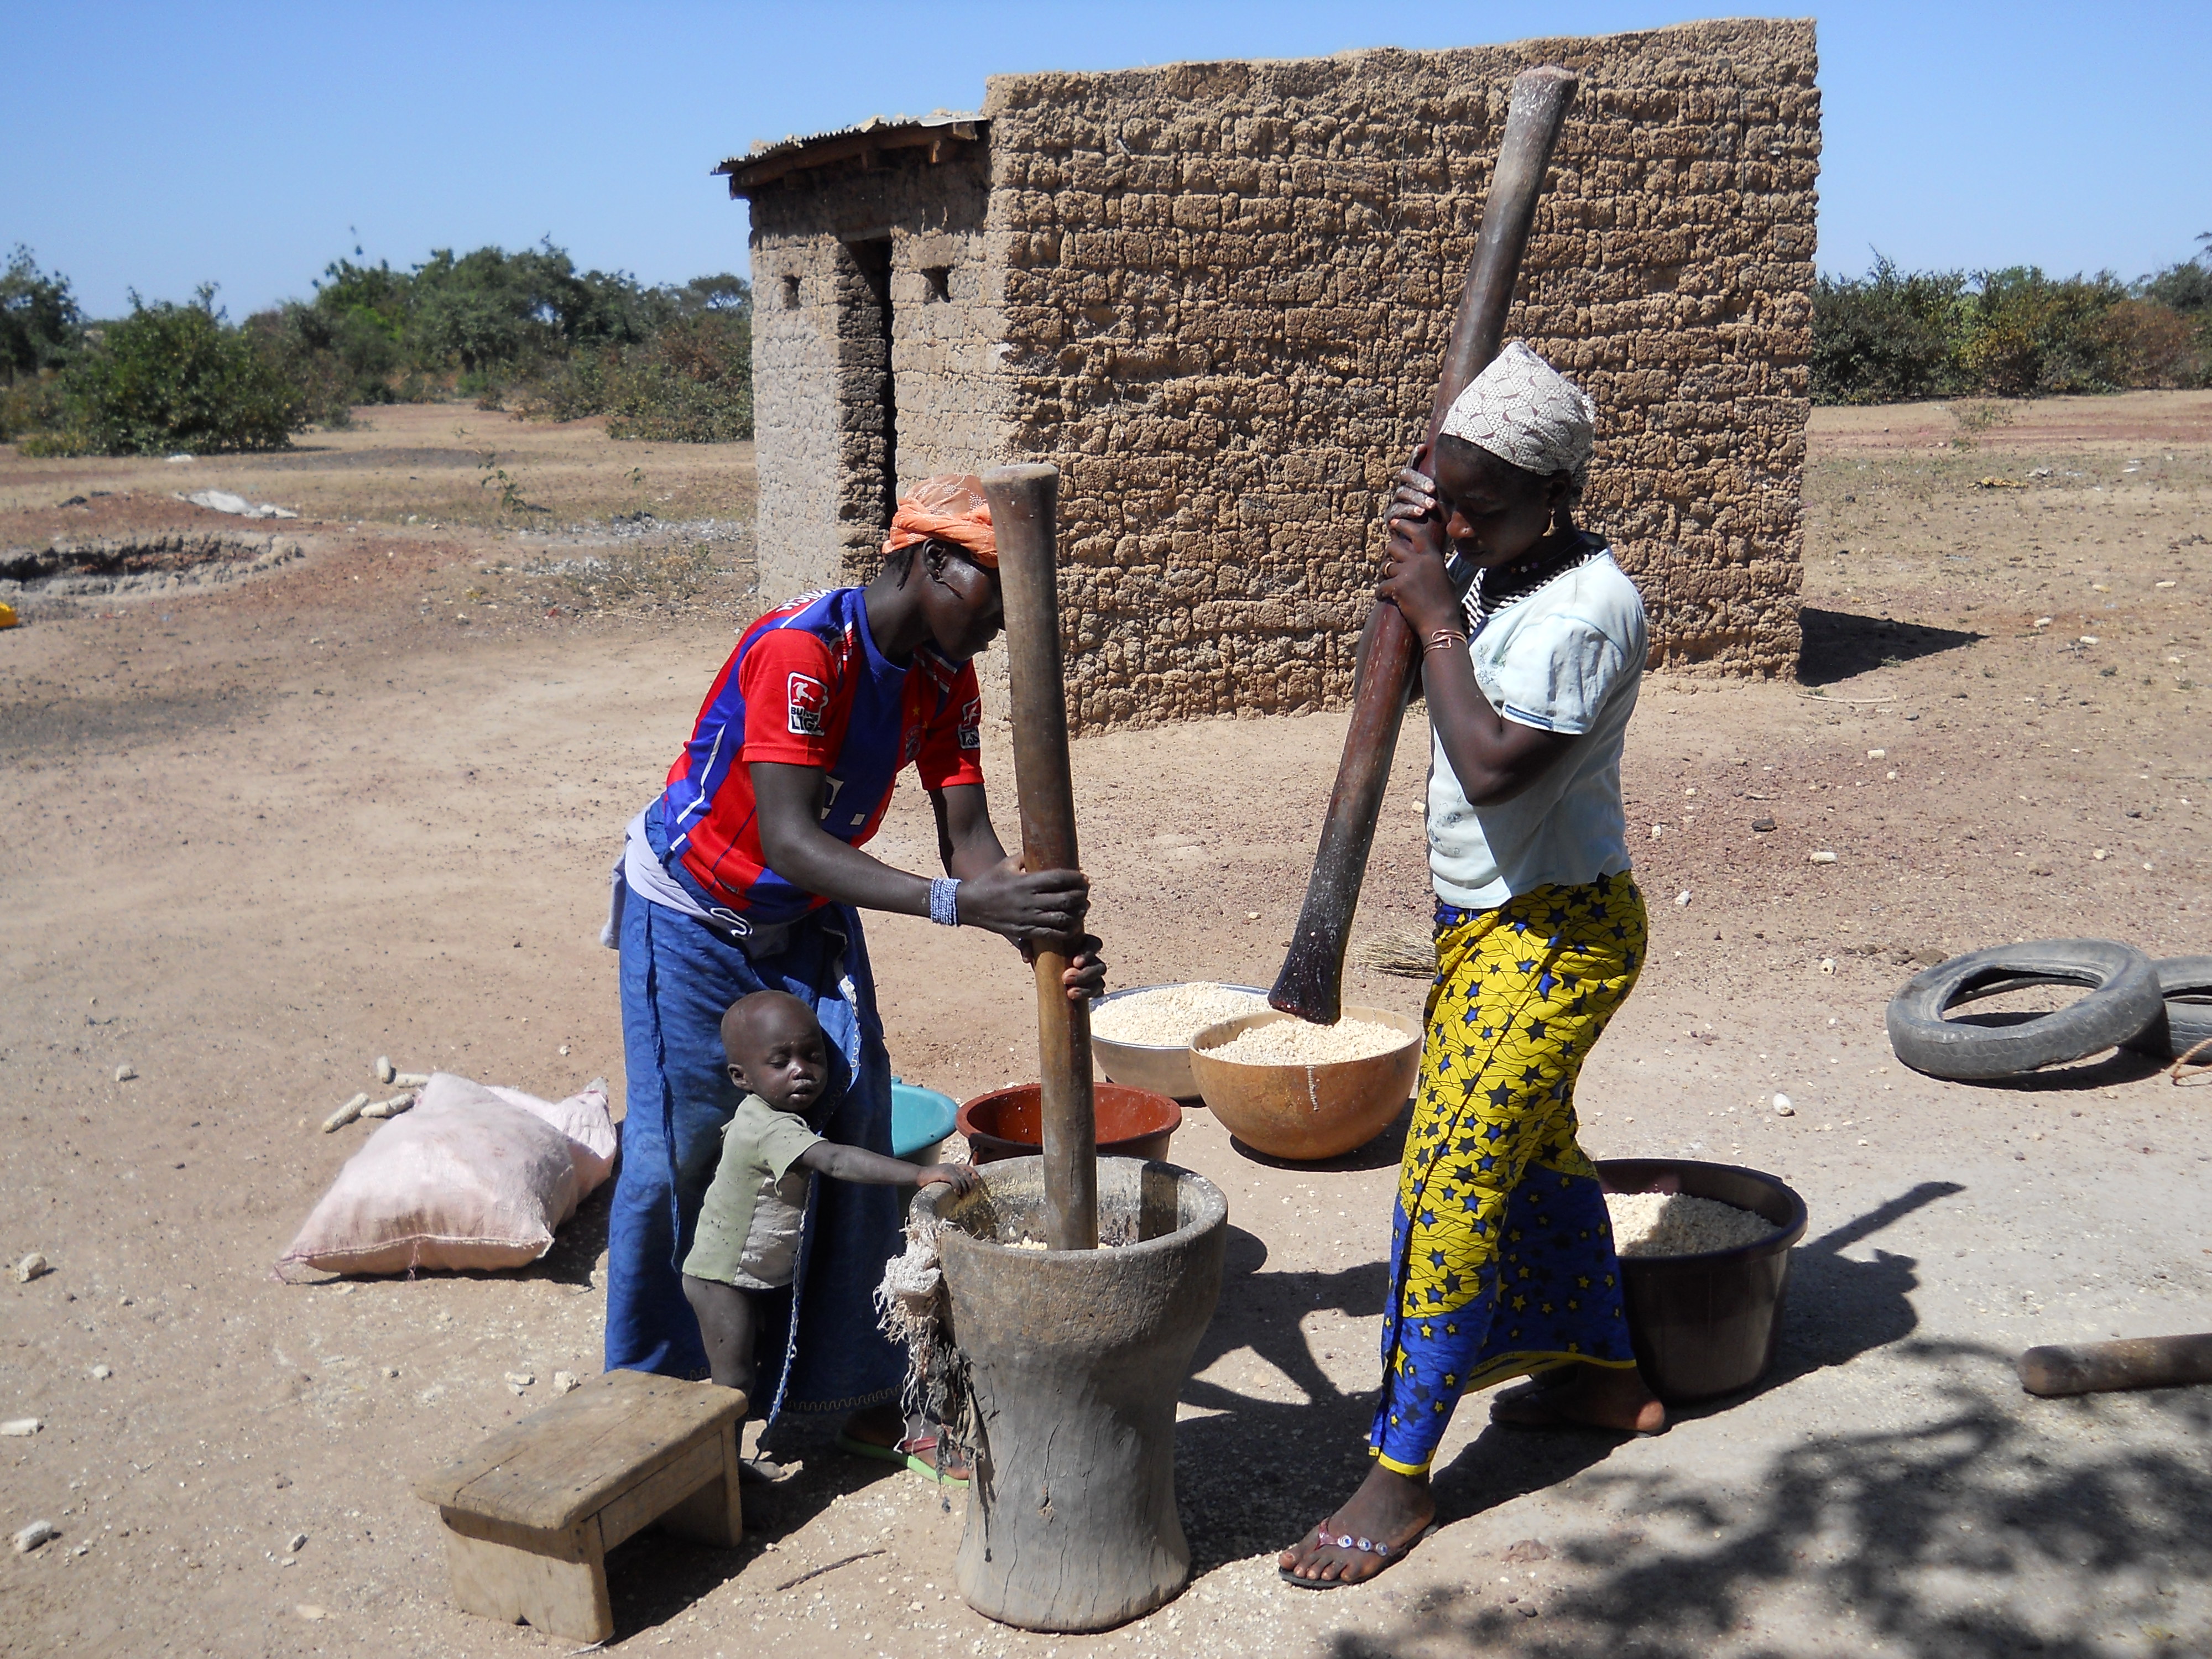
xmin=922 ymin=266 xmax=952 ymax=304
xmin=780 ymin=274 xmax=801 ymax=310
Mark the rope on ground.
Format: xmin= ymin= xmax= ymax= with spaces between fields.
xmin=2170 ymin=1034 xmax=2212 ymax=1086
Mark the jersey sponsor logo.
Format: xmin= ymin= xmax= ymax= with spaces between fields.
xmin=957 ymin=697 xmax=982 ymax=751
xmin=787 ymin=672 xmax=828 ymax=735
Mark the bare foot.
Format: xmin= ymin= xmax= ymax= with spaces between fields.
xmin=1277 ymin=1464 xmax=1435 ymax=1587
xmin=1489 ymin=1362 xmax=1665 ymax=1433
xmin=840 ymin=1402 xmax=906 ymax=1448
xmin=840 ymin=1404 xmax=972 ymax=1483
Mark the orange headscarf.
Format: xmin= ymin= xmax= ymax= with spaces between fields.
xmin=881 ymin=473 xmax=997 ymax=569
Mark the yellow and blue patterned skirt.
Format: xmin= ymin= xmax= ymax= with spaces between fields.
xmin=1370 ymin=871 xmax=1647 ymax=1476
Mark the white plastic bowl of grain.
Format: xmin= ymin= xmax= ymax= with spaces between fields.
xmin=1594 ymin=1158 xmax=1808 ymax=1405
xmin=1187 ymin=1007 xmax=1422 ymax=1161
xmin=1089 ymin=982 xmax=1271 ymax=1100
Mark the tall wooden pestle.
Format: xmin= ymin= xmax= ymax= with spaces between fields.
xmin=982 ymin=463 xmax=1098 ymax=1251
xmin=1270 ymin=65 xmax=1579 ymax=1025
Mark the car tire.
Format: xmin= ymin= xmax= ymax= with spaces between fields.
xmin=1886 ymin=939 xmax=2163 ymax=1080
xmin=2122 ymin=956 xmax=2212 ymax=1060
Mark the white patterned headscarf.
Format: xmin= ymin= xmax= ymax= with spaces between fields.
xmin=1439 ymin=341 xmax=1598 ymax=497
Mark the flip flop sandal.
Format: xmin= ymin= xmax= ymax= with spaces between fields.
xmin=834 ymin=1429 xmax=971 ymax=1488
xmin=1278 ymin=1519 xmax=1427 ymax=1589
xmin=737 ymin=1453 xmax=800 ymax=1486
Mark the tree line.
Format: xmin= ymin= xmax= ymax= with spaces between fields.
xmin=7 ymin=234 xmax=2209 ymax=453
xmin=1811 ymin=239 xmax=2212 ymax=404
xmin=0 ymin=241 xmax=752 ymax=455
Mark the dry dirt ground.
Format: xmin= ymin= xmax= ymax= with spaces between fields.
xmin=3 ymin=393 xmax=2209 ymax=1658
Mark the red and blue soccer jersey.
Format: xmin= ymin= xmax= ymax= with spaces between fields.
xmin=656 ymin=586 xmax=985 ymax=925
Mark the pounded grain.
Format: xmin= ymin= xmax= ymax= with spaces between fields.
xmin=1606 ymin=1191 xmax=1776 ymax=1257
xmin=1204 ymin=1015 xmax=1408 ymax=1066
xmin=1092 ymin=983 xmax=1267 ymax=1047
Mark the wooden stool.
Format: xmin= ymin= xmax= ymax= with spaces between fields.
xmin=414 ymin=1369 xmax=747 ymax=1642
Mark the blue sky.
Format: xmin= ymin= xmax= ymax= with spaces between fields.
xmin=6 ymin=2 xmax=2207 ymax=317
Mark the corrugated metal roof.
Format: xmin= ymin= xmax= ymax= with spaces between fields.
xmin=713 ymin=110 xmax=987 ymax=196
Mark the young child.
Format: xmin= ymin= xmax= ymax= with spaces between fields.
xmin=680 ymin=989 xmax=977 ymax=1401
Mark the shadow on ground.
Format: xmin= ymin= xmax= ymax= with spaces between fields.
xmin=1324 ymin=1350 xmax=2211 ymax=1657
xmin=0 ymin=687 xmax=266 ymax=759
xmin=599 ymin=1447 xmax=932 ymax=1640
xmin=1230 ymin=1099 xmax=1415 ymax=1174
xmin=1752 ymin=1178 xmax=1960 ymax=1391
xmin=1169 ymin=1179 xmax=1974 ymax=1580
xmin=1798 ymin=608 xmax=1983 ymax=685
xmin=524 ymin=1167 xmax=615 ymax=1288
xmin=1305 ymin=1177 xmax=2212 ymax=1655
xmin=602 ymin=1365 xmax=954 ymax=1639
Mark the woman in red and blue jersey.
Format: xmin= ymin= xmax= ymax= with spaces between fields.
xmin=604 ymin=474 xmax=1103 ymax=1467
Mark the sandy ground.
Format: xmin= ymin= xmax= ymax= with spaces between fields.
xmin=2 ymin=392 xmax=2209 ymax=1657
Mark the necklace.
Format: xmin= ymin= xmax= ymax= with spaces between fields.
xmin=1462 ymin=531 xmax=1608 ymax=632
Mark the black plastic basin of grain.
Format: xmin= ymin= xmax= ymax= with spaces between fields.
xmin=1596 ymin=1158 xmax=1808 ymax=1405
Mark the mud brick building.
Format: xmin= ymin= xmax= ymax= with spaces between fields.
xmin=718 ymin=19 xmax=1820 ymax=731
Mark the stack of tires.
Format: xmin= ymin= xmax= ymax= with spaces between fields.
xmin=1886 ymin=943 xmax=2211 ymax=1080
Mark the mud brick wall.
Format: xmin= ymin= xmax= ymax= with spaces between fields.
xmin=747 ymin=145 xmax=1003 ymax=603
xmin=740 ymin=19 xmax=1818 ymax=726
xmin=985 ymin=18 xmax=1818 ymax=728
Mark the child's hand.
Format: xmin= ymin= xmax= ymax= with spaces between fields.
xmin=1022 ymin=931 xmax=1109 ymax=1001
xmin=916 ymin=1164 xmax=981 ymax=1198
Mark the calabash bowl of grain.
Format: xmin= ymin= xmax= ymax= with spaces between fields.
xmin=1187 ymin=1007 xmax=1422 ymax=1161
xmin=1596 ymin=1158 xmax=1808 ymax=1405
xmin=1089 ymin=982 xmax=1271 ymax=1100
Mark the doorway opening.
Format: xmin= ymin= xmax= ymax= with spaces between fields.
xmin=849 ymin=238 xmax=898 ymax=540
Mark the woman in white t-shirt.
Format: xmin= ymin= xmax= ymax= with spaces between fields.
xmin=1281 ymin=343 xmax=1660 ymax=1589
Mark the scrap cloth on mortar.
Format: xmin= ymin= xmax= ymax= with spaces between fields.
xmin=1374 ymin=343 xmax=1651 ymax=1475
xmin=598 ymin=477 xmax=990 ymax=1404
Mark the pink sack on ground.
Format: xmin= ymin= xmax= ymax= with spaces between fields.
xmin=280 ymin=1074 xmax=616 ymax=1277
xmin=481 ymin=1078 xmax=617 ymax=1190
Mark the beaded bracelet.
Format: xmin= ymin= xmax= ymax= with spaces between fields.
xmin=1423 ymin=628 xmax=1470 ymax=655
xmin=928 ymin=876 xmax=962 ymax=928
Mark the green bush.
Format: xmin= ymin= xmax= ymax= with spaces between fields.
xmin=0 ymin=374 xmax=68 ymax=445
xmin=2142 ymin=234 xmax=2212 ymax=314
xmin=1963 ymin=266 xmax=2136 ymax=395
xmin=246 ymin=255 xmax=413 ymax=418
xmin=606 ymin=310 xmax=753 ymax=441
xmin=2098 ymin=299 xmax=2203 ymax=388
xmin=1811 ymin=257 xmax=1969 ymax=404
xmin=25 ymin=288 xmax=307 ymax=455
xmin=510 ymin=280 xmax=753 ymax=441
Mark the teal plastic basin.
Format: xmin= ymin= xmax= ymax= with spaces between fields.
xmin=891 ymin=1078 xmax=959 ymax=1160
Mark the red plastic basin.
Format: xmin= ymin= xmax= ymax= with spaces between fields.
xmin=957 ymin=1083 xmax=1183 ymax=1166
